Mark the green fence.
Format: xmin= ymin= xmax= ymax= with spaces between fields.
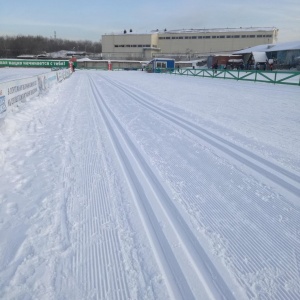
xmin=162 ymin=68 xmax=300 ymax=86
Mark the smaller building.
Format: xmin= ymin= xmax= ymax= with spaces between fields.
xmin=207 ymin=54 xmax=243 ymax=69
xmin=76 ymin=58 xmax=145 ymax=70
xmin=145 ymin=58 xmax=175 ymax=72
xmin=233 ymin=41 xmax=300 ymax=69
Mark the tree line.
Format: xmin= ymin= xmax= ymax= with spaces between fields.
xmin=0 ymin=35 xmax=102 ymax=58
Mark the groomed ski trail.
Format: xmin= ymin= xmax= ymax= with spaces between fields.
xmin=1 ymin=70 xmax=299 ymax=300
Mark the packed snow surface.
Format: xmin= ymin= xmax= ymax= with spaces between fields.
xmin=0 ymin=67 xmax=51 ymax=82
xmin=0 ymin=69 xmax=300 ymax=300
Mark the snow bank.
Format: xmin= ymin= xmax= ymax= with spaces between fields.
xmin=0 ymin=68 xmax=72 ymax=122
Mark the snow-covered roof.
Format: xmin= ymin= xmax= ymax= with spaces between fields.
xmin=17 ymin=54 xmax=36 ymax=59
xmin=104 ymin=32 xmax=150 ymax=36
xmin=150 ymin=58 xmax=175 ymax=61
xmin=266 ymin=41 xmax=300 ymax=51
xmin=233 ymin=41 xmax=300 ymax=54
xmin=252 ymin=52 xmax=268 ymax=63
xmin=106 ymin=27 xmax=277 ymax=36
xmin=228 ymin=59 xmax=244 ymax=63
xmin=77 ymin=58 xmax=92 ymax=62
xmin=153 ymin=27 xmax=277 ymax=34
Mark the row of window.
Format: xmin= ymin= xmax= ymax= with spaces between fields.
xmin=113 ymin=33 xmax=273 ymax=48
xmin=114 ymin=44 xmax=157 ymax=48
xmin=158 ymin=34 xmax=272 ymax=40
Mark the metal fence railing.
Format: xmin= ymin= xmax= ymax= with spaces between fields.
xmin=75 ymin=66 xmax=300 ymax=86
xmin=160 ymin=68 xmax=300 ymax=86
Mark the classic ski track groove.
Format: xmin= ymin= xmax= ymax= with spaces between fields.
xmin=101 ymin=76 xmax=300 ymax=204
xmin=1 ymin=71 xmax=299 ymax=300
xmin=89 ymin=75 xmax=236 ymax=300
xmin=94 ymin=73 xmax=300 ymax=299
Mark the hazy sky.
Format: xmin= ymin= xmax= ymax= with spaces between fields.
xmin=1 ymin=0 xmax=299 ymax=43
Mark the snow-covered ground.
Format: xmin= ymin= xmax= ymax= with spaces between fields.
xmin=0 ymin=69 xmax=299 ymax=299
xmin=0 ymin=67 xmax=52 ymax=82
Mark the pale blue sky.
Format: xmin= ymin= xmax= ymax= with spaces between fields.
xmin=1 ymin=0 xmax=299 ymax=43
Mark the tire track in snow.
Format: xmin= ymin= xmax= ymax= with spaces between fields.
xmin=102 ymin=76 xmax=300 ymax=207
xmin=89 ymin=76 xmax=235 ymax=300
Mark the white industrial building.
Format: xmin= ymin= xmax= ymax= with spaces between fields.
xmin=101 ymin=27 xmax=278 ymax=60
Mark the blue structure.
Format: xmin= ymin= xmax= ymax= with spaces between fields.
xmin=146 ymin=58 xmax=175 ymax=72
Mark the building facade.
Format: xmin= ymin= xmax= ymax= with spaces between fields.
xmin=101 ymin=27 xmax=278 ymax=60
